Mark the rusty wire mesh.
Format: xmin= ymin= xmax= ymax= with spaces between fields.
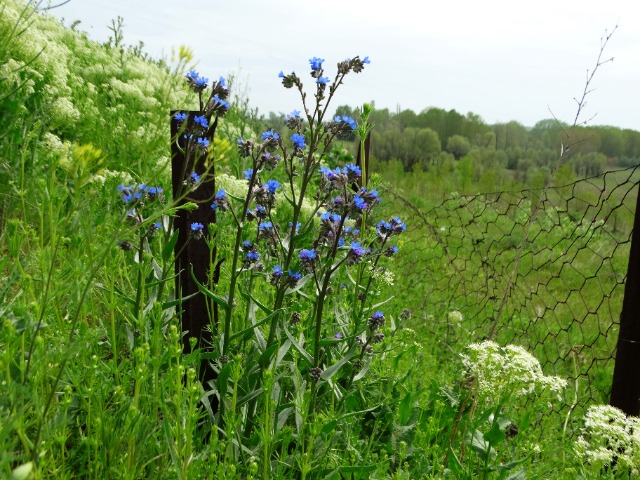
xmin=379 ymin=165 xmax=640 ymax=432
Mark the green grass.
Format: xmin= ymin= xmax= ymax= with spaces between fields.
xmin=1 ymin=2 xmax=638 ymax=479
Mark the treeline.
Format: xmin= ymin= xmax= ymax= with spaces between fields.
xmin=328 ymin=105 xmax=640 ymax=185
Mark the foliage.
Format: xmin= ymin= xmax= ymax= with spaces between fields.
xmin=0 ymin=3 xmax=634 ymax=479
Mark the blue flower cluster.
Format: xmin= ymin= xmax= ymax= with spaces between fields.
xmin=333 ymin=115 xmax=357 ymax=130
xmin=185 ymin=70 xmax=208 ymax=92
xmin=118 ymin=183 xmax=164 ymax=205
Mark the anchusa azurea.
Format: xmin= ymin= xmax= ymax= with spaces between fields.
xmin=158 ymin=56 xmax=412 ymax=476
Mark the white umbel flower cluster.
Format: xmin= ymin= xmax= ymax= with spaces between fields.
xmin=462 ymin=340 xmax=567 ymax=400
xmin=448 ymin=310 xmax=463 ymax=324
xmin=574 ymin=405 xmax=640 ymax=476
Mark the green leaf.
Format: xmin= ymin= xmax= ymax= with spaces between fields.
xmin=237 ymin=387 xmax=263 ymax=407
xmin=320 ymin=345 xmax=357 ymax=381
xmin=283 ymin=323 xmax=313 ymax=366
xmin=111 ymin=285 xmax=136 ymax=306
xmin=238 ymin=283 xmax=274 ymax=316
xmin=275 ymin=339 xmax=292 ymax=367
xmin=160 ymin=291 xmax=198 ymax=310
xmin=484 ymin=421 xmax=507 ymax=447
xmin=398 ymin=392 xmax=412 ymax=425
xmin=229 ymin=312 xmax=279 ymax=342
xmin=258 ymin=342 xmax=279 ymax=366
xmin=352 ymin=356 xmax=372 ymax=382
xmin=447 ymin=446 xmax=464 ymax=474
xmin=277 ymin=406 xmax=293 ymax=430
xmin=162 ymin=229 xmax=180 ymax=262
xmin=502 ymin=469 xmax=527 ymax=479
xmin=285 ymin=273 xmax=313 ymax=296
xmin=190 ymin=267 xmax=229 ymax=310
xmin=321 ymin=419 xmax=338 ymax=434
xmin=468 ymin=428 xmax=490 ymax=461
xmin=216 ymin=362 xmax=233 ymax=397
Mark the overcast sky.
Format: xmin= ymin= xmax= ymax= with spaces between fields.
xmin=47 ymin=0 xmax=640 ymax=130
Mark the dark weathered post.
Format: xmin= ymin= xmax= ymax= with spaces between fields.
xmin=610 ymin=186 xmax=640 ymax=416
xmin=171 ymin=112 xmax=217 ymax=391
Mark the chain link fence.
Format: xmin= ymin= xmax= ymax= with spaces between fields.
xmin=380 ymin=165 xmax=640 ymax=431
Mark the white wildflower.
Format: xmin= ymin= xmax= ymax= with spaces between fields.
xmin=448 ymin=310 xmax=463 ymax=324
xmin=462 ymin=340 xmax=567 ymax=401
xmin=574 ymin=405 xmax=640 ymax=475
xmin=89 ymin=169 xmax=134 ymax=185
xmin=50 ymin=96 xmax=81 ymax=127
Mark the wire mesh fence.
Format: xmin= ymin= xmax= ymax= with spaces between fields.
xmin=380 ymin=165 xmax=640 ymax=432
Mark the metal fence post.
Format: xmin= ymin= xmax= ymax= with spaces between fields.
xmin=610 ymin=186 xmax=640 ymax=416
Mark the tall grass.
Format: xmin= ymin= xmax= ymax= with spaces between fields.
xmin=1 ymin=2 xmax=635 ymax=479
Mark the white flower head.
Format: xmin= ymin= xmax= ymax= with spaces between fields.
xmin=448 ymin=310 xmax=463 ymax=324
xmin=461 ymin=340 xmax=567 ymax=401
xmin=574 ymin=405 xmax=640 ymax=474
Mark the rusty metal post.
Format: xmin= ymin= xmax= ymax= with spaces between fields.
xmin=171 ymin=112 xmax=218 ymax=392
xmin=610 ymin=185 xmax=640 ymax=416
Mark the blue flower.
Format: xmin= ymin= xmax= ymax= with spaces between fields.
xmin=147 ymin=186 xmax=163 ymax=198
xmin=391 ymin=216 xmax=406 ymax=233
xmin=212 ymin=95 xmax=231 ymax=111
xmin=291 ymin=133 xmax=306 ymax=149
xmin=258 ymin=221 xmax=273 ymax=232
xmin=278 ymin=71 xmax=285 ymax=78
xmin=197 ymin=137 xmax=209 ymax=148
xmin=353 ymin=195 xmax=367 ymax=210
xmin=350 ymin=242 xmax=366 ymax=257
xmin=266 ymin=179 xmax=280 ymax=194
xmin=336 ymin=115 xmax=357 ymax=130
xmin=256 ymin=205 xmax=267 ymax=217
xmin=316 ymin=77 xmax=330 ymax=85
xmin=242 ymin=240 xmax=253 ymax=249
xmin=247 ymin=250 xmax=259 ymax=261
xmin=288 ymin=270 xmax=302 ymax=286
xmin=190 ymin=222 xmax=205 ymax=239
xmin=343 ymin=163 xmax=361 ymax=177
xmin=288 ymin=109 xmax=301 ymax=119
xmin=376 ymin=220 xmax=392 ymax=235
xmin=309 ymin=57 xmax=324 ymax=71
xmin=218 ymin=76 xmax=226 ymax=87
xmin=385 ymin=245 xmax=399 ymax=257
xmin=190 ymin=172 xmax=201 ymax=184
xmin=272 ymin=265 xmax=284 ymax=277
xmin=298 ymin=249 xmax=317 ymax=261
xmin=289 ymin=221 xmax=302 ymax=233
xmin=185 ymin=70 xmax=208 ymax=91
xmin=244 ymin=168 xmax=253 ymax=180
xmin=174 ymin=112 xmax=187 ymax=122
xmin=369 ymin=310 xmax=385 ymax=331
xmin=261 ymin=129 xmax=280 ymax=142
xmin=363 ymin=56 xmax=370 ymax=64
xmin=210 ymin=189 xmax=226 ymax=211
xmin=194 ymin=115 xmax=208 ymax=129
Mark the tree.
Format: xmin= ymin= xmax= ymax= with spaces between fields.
xmin=446 ymin=134 xmax=471 ymax=159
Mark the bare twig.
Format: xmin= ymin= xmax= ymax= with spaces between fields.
xmin=548 ymin=25 xmax=618 ymax=158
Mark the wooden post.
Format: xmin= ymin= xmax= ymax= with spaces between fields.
xmin=610 ymin=186 xmax=640 ymax=416
xmin=171 ymin=112 xmax=218 ymax=395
